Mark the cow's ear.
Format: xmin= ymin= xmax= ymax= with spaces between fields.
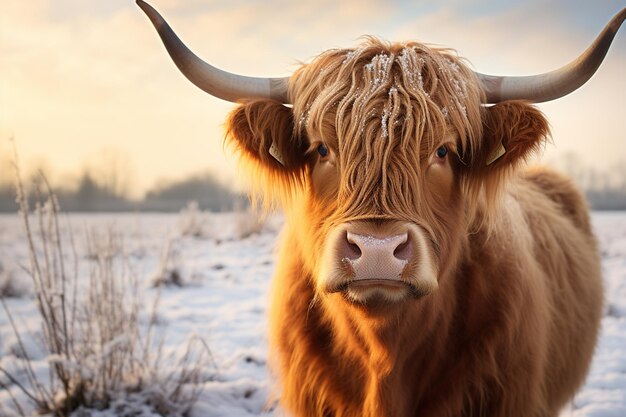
xmin=461 ymin=101 xmax=550 ymax=207
xmin=478 ymin=101 xmax=549 ymax=169
xmin=225 ymin=99 xmax=309 ymax=206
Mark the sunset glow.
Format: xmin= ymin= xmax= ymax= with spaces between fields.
xmin=1 ymin=0 xmax=625 ymax=197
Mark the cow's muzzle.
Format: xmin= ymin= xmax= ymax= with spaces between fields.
xmin=321 ymin=221 xmax=438 ymax=303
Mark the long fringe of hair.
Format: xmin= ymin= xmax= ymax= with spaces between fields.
xmin=288 ymin=38 xmax=486 ymax=223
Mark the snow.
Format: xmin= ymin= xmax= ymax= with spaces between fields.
xmin=0 ymin=211 xmax=625 ymax=416
xmin=561 ymin=212 xmax=626 ymax=417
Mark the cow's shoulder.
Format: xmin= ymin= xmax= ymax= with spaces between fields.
xmin=518 ymin=166 xmax=592 ymax=235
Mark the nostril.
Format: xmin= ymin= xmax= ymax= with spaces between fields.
xmin=393 ymin=240 xmax=412 ymax=261
xmin=393 ymin=235 xmax=412 ymax=261
xmin=344 ymin=232 xmax=362 ymax=260
xmin=347 ymin=241 xmax=362 ymax=259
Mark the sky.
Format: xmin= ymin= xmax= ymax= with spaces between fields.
xmin=1 ymin=0 xmax=625 ymax=197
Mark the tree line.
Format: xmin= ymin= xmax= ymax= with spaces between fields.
xmin=1 ymin=159 xmax=625 ymax=213
xmin=0 ymin=170 xmax=246 ymax=213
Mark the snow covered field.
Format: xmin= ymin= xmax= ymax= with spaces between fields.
xmin=0 ymin=210 xmax=625 ymax=416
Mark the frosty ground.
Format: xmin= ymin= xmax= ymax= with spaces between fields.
xmin=0 ymin=210 xmax=625 ymax=416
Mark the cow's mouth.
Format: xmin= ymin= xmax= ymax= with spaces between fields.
xmin=334 ymin=278 xmax=427 ymax=304
xmin=347 ymin=279 xmax=410 ymax=290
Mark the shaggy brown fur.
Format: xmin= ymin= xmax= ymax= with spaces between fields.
xmin=225 ymin=38 xmax=602 ymax=417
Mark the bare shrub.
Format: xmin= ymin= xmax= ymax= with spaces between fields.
xmin=233 ymin=209 xmax=266 ymax=240
xmin=178 ymin=201 xmax=208 ymax=238
xmin=178 ymin=200 xmax=267 ymax=241
xmin=150 ymin=238 xmax=184 ymax=288
xmin=0 ymin=168 xmax=214 ymax=416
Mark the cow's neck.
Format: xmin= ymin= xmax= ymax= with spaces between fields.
xmin=323 ymin=278 xmax=457 ymax=417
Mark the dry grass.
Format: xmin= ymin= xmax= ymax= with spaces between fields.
xmin=178 ymin=200 xmax=267 ymax=241
xmin=232 ymin=208 xmax=266 ymax=240
xmin=178 ymin=201 xmax=208 ymax=238
xmin=0 ymin=164 xmax=214 ymax=416
xmin=150 ymin=238 xmax=184 ymax=288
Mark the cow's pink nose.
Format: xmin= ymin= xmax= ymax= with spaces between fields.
xmin=342 ymin=231 xmax=413 ymax=280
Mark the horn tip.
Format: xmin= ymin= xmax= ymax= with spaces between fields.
xmin=136 ymin=0 xmax=165 ymax=29
xmin=136 ymin=0 xmax=153 ymax=13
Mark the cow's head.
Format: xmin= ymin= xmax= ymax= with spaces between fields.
xmin=225 ymin=42 xmax=551 ymax=309
xmin=138 ymin=1 xmax=625 ymax=310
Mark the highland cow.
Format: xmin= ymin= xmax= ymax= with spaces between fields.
xmin=138 ymin=2 xmax=626 ymax=415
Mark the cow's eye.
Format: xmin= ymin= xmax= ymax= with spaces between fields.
xmin=435 ymin=146 xmax=448 ymax=159
xmin=317 ymin=143 xmax=329 ymax=158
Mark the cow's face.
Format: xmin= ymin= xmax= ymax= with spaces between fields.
xmin=226 ymin=40 xmax=549 ymax=311
xmin=287 ymin=43 xmax=483 ymax=307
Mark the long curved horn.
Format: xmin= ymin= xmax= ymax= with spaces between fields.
xmin=136 ymin=0 xmax=290 ymax=103
xmin=477 ymin=8 xmax=626 ymax=103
